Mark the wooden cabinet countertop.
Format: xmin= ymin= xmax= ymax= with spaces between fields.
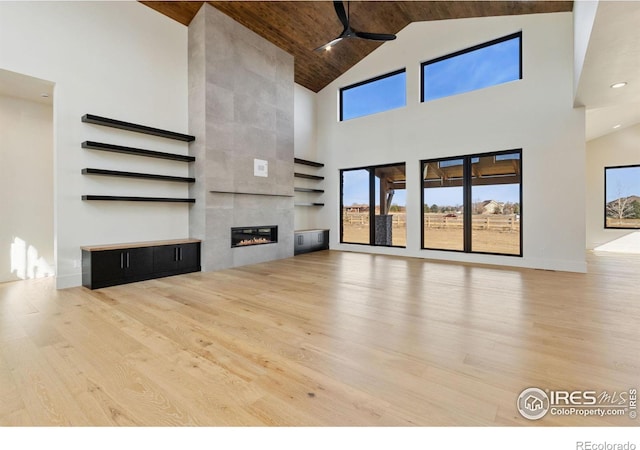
xmin=81 ymin=238 xmax=201 ymax=252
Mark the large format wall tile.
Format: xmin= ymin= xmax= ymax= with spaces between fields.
xmin=189 ymin=3 xmax=294 ymax=272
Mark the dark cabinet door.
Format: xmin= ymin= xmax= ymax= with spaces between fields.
xmin=316 ymin=230 xmax=329 ymax=250
xmin=153 ymin=245 xmax=179 ymax=274
xmin=177 ymin=243 xmax=200 ymax=272
xmin=294 ymin=232 xmax=309 ymax=254
xmin=313 ymin=231 xmax=324 ymax=250
xmin=91 ymin=249 xmax=125 ymax=284
xmin=124 ymin=247 xmax=154 ymax=279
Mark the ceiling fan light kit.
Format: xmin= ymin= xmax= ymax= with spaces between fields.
xmin=315 ymin=1 xmax=397 ymax=52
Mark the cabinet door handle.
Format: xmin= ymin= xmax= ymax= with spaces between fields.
xmin=179 ymin=247 xmax=183 ymax=261
xmin=120 ymin=252 xmax=124 ymax=269
xmin=174 ymin=247 xmax=178 ymax=261
xmin=126 ymin=252 xmax=130 ymax=268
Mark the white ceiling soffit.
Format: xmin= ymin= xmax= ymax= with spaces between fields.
xmin=586 ymin=101 xmax=640 ymax=141
xmin=576 ymin=1 xmax=640 ymax=141
xmin=0 ymin=68 xmax=54 ymax=105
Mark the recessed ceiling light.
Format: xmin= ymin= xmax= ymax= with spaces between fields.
xmin=610 ymin=82 xmax=627 ymax=89
xmin=613 ymin=124 xmax=621 ymax=129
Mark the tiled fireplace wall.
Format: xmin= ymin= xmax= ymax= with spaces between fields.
xmin=188 ymin=3 xmax=295 ymax=271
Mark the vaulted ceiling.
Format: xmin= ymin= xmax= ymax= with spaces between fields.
xmin=141 ymin=1 xmax=573 ymax=92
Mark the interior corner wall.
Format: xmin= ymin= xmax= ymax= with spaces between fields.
xmin=316 ymin=12 xmax=587 ymax=272
xmin=294 ymin=83 xmax=323 ymax=231
xmin=0 ymin=2 xmax=189 ymax=288
xmin=586 ymin=123 xmax=640 ymax=249
xmin=0 ymin=95 xmax=53 ymax=283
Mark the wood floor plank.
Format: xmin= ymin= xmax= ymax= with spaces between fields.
xmin=1 ymin=337 xmax=91 ymax=425
xmin=0 ymin=353 xmax=25 ymax=420
xmin=0 ymin=250 xmax=638 ymax=426
xmin=51 ymin=319 xmax=201 ymax=426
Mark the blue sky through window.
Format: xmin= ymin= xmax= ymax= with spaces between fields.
xmin=341 ymin=70 xmax=406 ymax=121
xmin=605 ymin=166 xmax=640 ymax=202
xmin=342 ymin=169 xmax=369 ymax=205
xmin=423 ymin=34 xmax=520 ymax=102
xmin=343 ymin=169 xmax=407 ymax=207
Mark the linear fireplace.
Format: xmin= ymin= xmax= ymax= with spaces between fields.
xmin=231 ymin=226 xmax=278 ymax=248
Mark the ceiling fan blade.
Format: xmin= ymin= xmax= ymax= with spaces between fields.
xmin=354 ymin=31 xmax=397 ymax=41
xmin=333 ymin=1 xmax=349 ymax=29
xmin=314 ymin=36 xmax=344 ymax=52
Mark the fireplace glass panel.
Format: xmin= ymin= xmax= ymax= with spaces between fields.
xmin=231 ymin=226 xmax=278 ymax=247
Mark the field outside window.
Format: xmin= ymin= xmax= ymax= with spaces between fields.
xmin=341 ymin=163 xmax=406 ymax=247
xmin=422 ymin=150 xmax=521 ymax=256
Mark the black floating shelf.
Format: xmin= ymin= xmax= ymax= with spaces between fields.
xmin=82 ymin=114 xmax=195 ymax=142
xmin=82 ymin=195 xmax=195 ymax=203
xmin=294 ymin=158 xmax=324 ymax=168
xmin=82 ymin=168 xmax=195 ymax=183
xmin=82 ymin=141 xmax=195 ymax=162
xmin=294 ymin=187 xmax=325 ymax=193
xmin=294 ymin=172 xmax=324 ymax=180
xmin=295 ymin=203 xmax=325 ymax=207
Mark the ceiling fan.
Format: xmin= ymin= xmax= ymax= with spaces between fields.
xmin=314 ymin=1 xmax=397 ymax=52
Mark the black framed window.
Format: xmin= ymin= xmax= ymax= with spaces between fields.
xmin=421 ymin=150 xmax=522 ymax=256
xmin=340 ymin=69 xmax=406 ymax=121
xmin=341 ymin=163 xmax=406 ymax=247
xmin=421 ymin=32 xmax=522 ymax=103
xmin=604 ymin=164 xmax=640 ymax=229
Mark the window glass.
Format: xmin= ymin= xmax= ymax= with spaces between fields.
xmin=341 ymin=163 xmax=406 ymax=247
xmin=422 ymin=33 xmax=521 ymax=102
xmin=341 ymin=169 xmax=371 ymax=244
xmin=374 ymin=165 xmax=407 ymax=247
xmin=341 ymin=70 xmax=406 ymax=121
xmin=421 ymin=150 xmax=522 ymax=256
xmin=470 ymin=153 xmax=521 ymax=255
xmin=422 ymin=159 xmax=464 ymax=251
xmin=605 ymin=165 xmax=640 ymax=229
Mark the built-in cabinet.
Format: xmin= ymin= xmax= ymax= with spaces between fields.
xmin=293 ymin=158 xmax=328 ymax=254
xmin=80 ymin=116 xmax=201 ymax=288
xmin=294 ymin=229 xmax=329 ymax=255
xmin=82 ymin=239 xmax=201 ymax=289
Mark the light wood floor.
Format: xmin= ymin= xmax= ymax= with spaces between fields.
xmin=0 ymin=250 xmax=638 ymax=426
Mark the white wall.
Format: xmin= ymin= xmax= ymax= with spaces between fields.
xmin=573 ymin=0 xmax=599 ymax=98
xmin=0 ymin=95 xmax=54 ymax=283
xmin=0 ymin=1 xmax=190 ymax=288
xmin=294 ymin=83 xmax=325 ymax=230
xmin=317 ymin=12 xmax=587 ymax=272
xmin=586 ymin=123 xmax=640 ymax=249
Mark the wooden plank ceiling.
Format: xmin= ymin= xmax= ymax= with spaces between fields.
xmin=141 ymin=1 xmax=573 ymax=92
